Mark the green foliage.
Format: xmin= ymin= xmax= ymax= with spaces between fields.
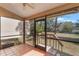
xmin=62 ymin=22 xmax=73 ymax=33
xmin=36 ymin=23 xmax=44 ymax=33
xmin=75 ymin=20 xmax=79 ymax=28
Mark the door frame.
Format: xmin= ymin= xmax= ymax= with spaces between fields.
xmin=34 ymin=18 xmax=47 ymax=51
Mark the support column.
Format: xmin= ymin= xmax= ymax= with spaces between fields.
xmin=45 ymin=16 xmax=47 ymax=51
xmin=0 ymin=17 xmax=1 ymax=49
xmin=34 ymin=19 xmax=36 ymax=47
xmin=23 ymin=20 xmax=25 ymax=44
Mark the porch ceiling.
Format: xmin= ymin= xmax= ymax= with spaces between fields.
xmin=0 ymin=3 xmax=65 ymax=18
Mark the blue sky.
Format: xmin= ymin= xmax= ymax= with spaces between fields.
xmin=57 ymin=12 xmax=79 ymax=23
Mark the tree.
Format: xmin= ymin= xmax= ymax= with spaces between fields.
xmin=47 ymin=18 xmax=55 ymax=32
xmin=16 ymin=22 xmax=23 ymax=35
xmin=62 ymin=22 xmax=73 ymax=33
xmin=75 ymin=20 xmax=79 ymax=29
xmin=36 ymin=22 xmax=44 ymax=34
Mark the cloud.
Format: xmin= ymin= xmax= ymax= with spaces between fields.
xmin=57 ymin=17 xmax=74 ymax=23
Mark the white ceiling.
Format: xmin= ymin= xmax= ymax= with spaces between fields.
xmin=0 ymin=3 xmax=65 ymax=18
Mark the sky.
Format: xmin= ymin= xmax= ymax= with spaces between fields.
xmin=57 ymin=12 xmax=79 ymax=23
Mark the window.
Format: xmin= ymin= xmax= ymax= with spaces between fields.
xmin=46 ymin=12 xmax=79 ymax=56
xmin=25 ymin=20 xmax=34 ymax=46
xmin=47 ymin=17 xmax=56 ymax=33
xmin=57 ymin=12 xmax=79 ymax=38
xmin=1 ymin=17 xmax=23 ymax=49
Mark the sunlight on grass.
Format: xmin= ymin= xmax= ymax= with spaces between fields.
xmin=56 ymin=33 xmax=79 ymax=38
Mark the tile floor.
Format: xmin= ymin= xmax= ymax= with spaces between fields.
xmin=0 ymin=44 xmax=47 ymax=56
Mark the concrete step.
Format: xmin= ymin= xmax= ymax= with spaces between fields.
xmin=47 ymin=47 xmax=61 ymax=56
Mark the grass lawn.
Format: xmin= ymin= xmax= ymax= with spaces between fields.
xmin=56 ymin=33 xmax=79 ymax=38
xmin=60 ymin=41 xmax=79 ymax=56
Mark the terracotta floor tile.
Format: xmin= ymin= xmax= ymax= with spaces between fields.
xmin=0 ymin=44 xmax=47 ymax=56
